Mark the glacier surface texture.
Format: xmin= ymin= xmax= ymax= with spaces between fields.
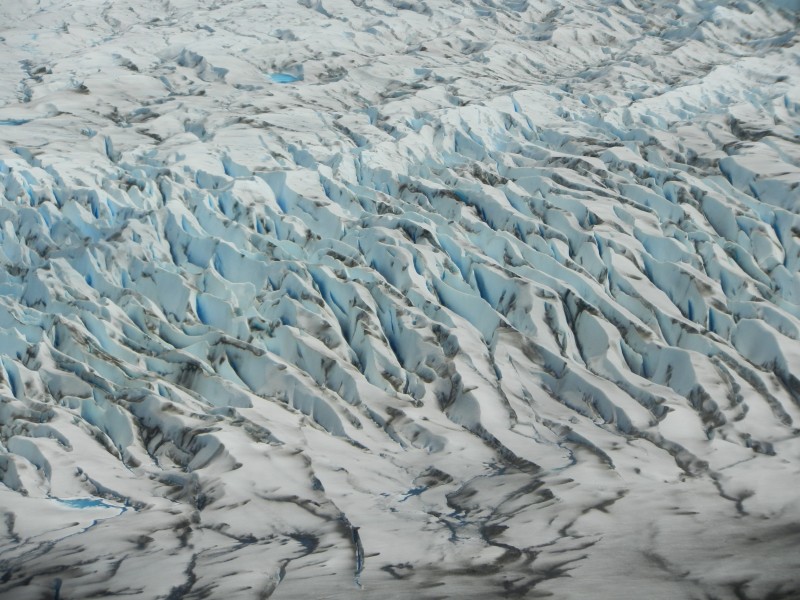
xmin=0 ymin=0 xmax=799 ymax=598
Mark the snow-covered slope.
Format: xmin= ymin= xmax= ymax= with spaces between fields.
xmin=1 ymin=1 xmax=799 ymax=598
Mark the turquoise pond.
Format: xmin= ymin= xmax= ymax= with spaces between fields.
xmin=268 ymin=73 xmax=300 ymax=83
xmin=56 ymin=498 xmax=120 ymax=510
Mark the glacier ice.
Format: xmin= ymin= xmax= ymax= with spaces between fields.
xmin=0 ymin=0 xmax=799 ymax=598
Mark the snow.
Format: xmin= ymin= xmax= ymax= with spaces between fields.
xmin=0 ymin=0 xmax=799 ymax=598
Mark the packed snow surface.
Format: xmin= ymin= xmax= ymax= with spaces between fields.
xmin=0 ymin=0 xmax=799 ymax=598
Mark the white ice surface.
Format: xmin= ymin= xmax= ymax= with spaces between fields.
xmin=0 ymin=0 xmax=799 ymax=598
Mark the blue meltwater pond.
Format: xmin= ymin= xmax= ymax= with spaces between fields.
xmin=57 ymin=498 xmax=121 ymax=510
xmin=268 ymin=73 xmax=301 ymax=83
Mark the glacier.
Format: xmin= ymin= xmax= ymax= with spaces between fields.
xmin=0 ymin=0 xmax=799 ymax=598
